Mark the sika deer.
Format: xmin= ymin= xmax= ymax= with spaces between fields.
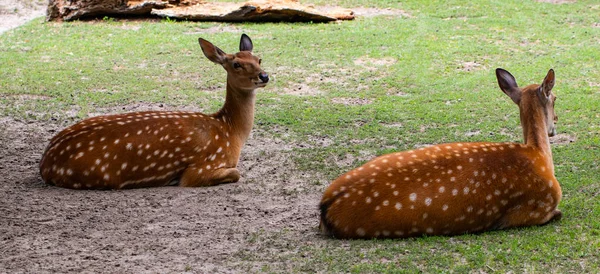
xmin=319 ymin=68 xmax=562 ymax=239
xmin=39 ymin=34 xmax=269 ymax=189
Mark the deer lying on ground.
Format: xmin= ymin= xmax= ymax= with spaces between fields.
xmin=319 ymin=68 xmax=562 ymax=239
xmin=40 ymin=34 xmax=269 ymax=189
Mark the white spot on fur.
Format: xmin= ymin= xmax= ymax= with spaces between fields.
xmin=395 ymin=202 xmax=402 ymax=210
xmin=425 ymin=197 xmax=432 ymax=206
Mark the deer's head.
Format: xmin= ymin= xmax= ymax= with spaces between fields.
xmin=199 ymin=34 xmax=269 ymax=93
xmin=496 ymin=68 xmax=557 ymax=137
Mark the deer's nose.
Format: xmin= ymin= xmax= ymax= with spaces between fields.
xmin=259 ymin=72 xmax=269 ymax=83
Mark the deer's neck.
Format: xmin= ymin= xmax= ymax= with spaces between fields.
xmin=214 ymin=82 xmax=256 ymax=144
xmin=521 ymin=98 xmax=553 ymax=170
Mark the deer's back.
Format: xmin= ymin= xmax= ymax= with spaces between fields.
xmin=320 ymin=142 xmax=561 ymax=239
xmin=40 ymin=111 xmax=232 ymax=189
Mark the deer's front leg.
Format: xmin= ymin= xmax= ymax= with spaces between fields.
xmin=207 ymin=168 xmax=240 ymax=186
xmin=179 ymin=166 xmax=240 ymax=187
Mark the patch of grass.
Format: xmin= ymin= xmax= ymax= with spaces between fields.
xmin=1 ymin=0 xmax=599 ymax=272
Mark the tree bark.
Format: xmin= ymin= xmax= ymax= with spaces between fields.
xmin=46 ymin=0 xmax=354 ymax=22
xmin=47 ymin=0 xmax=168 ymax=21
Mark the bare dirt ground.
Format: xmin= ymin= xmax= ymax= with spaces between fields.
xmin=0 ymin=0 xmax=45 ymax=34
xmin=1 ymin=110 xmax=328 ymax=273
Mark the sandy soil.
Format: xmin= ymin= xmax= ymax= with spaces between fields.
xmin=0 ymin=108 xmax=329 ymax=273
xmin=0 ymin=0 xmax=46 ymax=34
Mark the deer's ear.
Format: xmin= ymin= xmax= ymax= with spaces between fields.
xmin=540 ymin=69 xmax=555 ymax=98
xmin=496 ymin=68 xmax=521 ymax=105
xmin=199 ymin=38 xmax=227 ymax=65
xmin=239 ymin=34 xmax=253 ymax=52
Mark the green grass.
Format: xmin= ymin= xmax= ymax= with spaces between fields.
xmin=2 ymin=0 xmax=599 ymax=272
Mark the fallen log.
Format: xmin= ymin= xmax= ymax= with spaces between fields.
xmin=47 ymin=0 xmax=168 ymax=22
xmin=46 ymin=0 xmax=354 ymax=22
xmin=151 ymin=0 xmax=355 ymax=22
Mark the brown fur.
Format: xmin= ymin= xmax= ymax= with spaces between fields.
xmin=39 ymin=34 xmax=269 ymax=189
xmin=320 ymin=68 xmax=562 ymax=239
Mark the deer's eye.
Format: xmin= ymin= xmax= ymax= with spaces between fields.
xmin=258 ymin=59 xmax=262 ymax=65
xmin=233 ymin=62 xmax=241 ymax=69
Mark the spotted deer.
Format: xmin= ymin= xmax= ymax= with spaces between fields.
xmin=39 ymin=34 xmax=269 ymax=189
xmin=319 ymin=68 xmax=562 ymax=239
